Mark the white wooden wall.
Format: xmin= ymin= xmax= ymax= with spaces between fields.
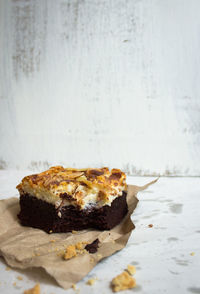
xmin=0 ymin=0 xmax=200 ymax=176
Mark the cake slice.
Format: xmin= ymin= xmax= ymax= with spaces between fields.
xmin=17 ymin=166 xmax=128 ymax=233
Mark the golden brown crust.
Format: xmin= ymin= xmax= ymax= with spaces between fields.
xmin=17 ymin=166 xmax=127 ymax=209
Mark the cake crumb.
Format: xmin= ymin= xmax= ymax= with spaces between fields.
xmin=190 ymin=252 xmax=195 ymax=256
xmin=148 ymin=224 xmax=153 ymax=228
xmin=64 ymin=242 xmax=88 ymax=260
xmin=72 ymin=230 xmax=77 ymax=234
xmin=71 ymin=283 xmax=76 ymax=290
xmin=75 ymin=242 xmax=84 ymax=250
xmin=126 ymin=265 xmax=136 ymax=275
xmin=87 ymin=277 xmax=97 ymax=286
xmin=17 ymin=275 xmax=23 ymax=280
xmin=23 ymin=283 xmax=40 ymax=294
xmin=111 ymin=271 xmax=136 ymax=292
xmin=50 ymin=239 xmax=56 ymax=243
xmin=5 ymin=266 xmax=11 ymax=271
xmin=49 ymin=230 xmax=53 ymax=234
xmin=64 ymin=245 xmax=77 ymax=260
xmin=90 ymin=257 xmax=95 ymax=263
xmin=97 ymin=253 xmax=102 ymax=259
xmin=13 ymin=282 xmax=17 ymax=287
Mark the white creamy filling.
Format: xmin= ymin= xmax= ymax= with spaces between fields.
xmin=21 ymin=182 xmax=125 ymax=210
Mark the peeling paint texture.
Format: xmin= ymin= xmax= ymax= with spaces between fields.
xmin=0 ymin=0 xmax=200 ymax=174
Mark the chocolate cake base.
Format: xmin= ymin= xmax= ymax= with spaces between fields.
xmin=18 ymin=192 xmax=128 ymax=233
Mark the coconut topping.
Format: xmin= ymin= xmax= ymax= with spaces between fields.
xmin=17 ymin=166 xmax=127 ymax=210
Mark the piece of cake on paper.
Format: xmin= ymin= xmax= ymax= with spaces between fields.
xmin=17 ymin=166 xmax=128 ymax=233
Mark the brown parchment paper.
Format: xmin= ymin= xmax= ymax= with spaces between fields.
xmin=0 ymin=180 xmax=157 ymax=289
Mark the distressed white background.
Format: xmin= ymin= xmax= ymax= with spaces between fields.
xmin=0 ymin=0 xmax=200 ymax=175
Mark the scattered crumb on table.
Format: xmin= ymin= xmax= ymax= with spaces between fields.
xmin=5 ymin=266 xmax=11 ymax=271
xmin=126 ymin=264 xmax=136 ymax=275
xmin=148 ymin=224 xmax=153 ymax=228
xmin=87 ymin=277 xmax=97 ymax=286
xmin=50 ymin=239 xmax=56 ymax=243
xmin=111 ymin=271 xmax=136 ymax=292
xmin=72 ymin=230 xmax=77 ymax=234
xmin=23 ymin=283 xmax=40 ymax=294
xmin=13 ymin=282 xmax=17 ymax=287
xmin=17 ymin=275 xmax=23 ymax=280
xmin=71 ymin=283 xmax=76 ymax=290
xmin=190 ymin=252 xmax=195 ymax=256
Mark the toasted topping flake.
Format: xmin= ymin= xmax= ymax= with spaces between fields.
xmin=111 ymin=271 xmax=136 ymax=292
xmin=17 ymin=166 xmax=127 ymax=209
xmin=23 ymin=284 xmax=40 ymax=294
xmin=126 ymin=265 xmax=136 ymax=275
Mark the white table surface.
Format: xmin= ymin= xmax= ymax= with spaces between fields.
xmin=0 ymin=170 xmax=199 ymax=294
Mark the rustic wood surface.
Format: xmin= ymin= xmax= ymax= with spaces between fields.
xmin=0 ymin=0 xmax=200 ymax=175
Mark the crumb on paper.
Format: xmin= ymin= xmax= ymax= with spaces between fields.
xmin=13 ymin=282 xmax=17 ymax=287
xmin=64 ymin=242 xmax=88 ymax=260
xmin=87 ymin=277 xmax=97 ymax=286
xmin=5 ymin=266 xmax=11 ymax=271
xmin=57 ymin=250 xmax=65 ymax=257
xmin=23 ymin=283 xmax=40 ymax=294
xmin=71 ymin=283 xmax=76 ymax=290
xmin=72 ymin=230 xmax=77 ymax=234
xmin=126 ymin=265 xmax=136 ymax=275
xmin=50 ymin=239 xmax=56 ymax=243
xmin=17 ymin=275 xmax=23 ymax=280
xmin=190 ymin=252 xmax=195 ymax=256
xmin=75 ymin=242 xmax=84 ymax=250
xmin=64 ymin=245 xmax=77 ymax=260
xmin=148 ymin=224 xmax=153 ymax=228
xmin=111 ymin=271 xmax=136 ymax=292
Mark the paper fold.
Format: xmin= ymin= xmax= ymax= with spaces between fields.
xmin=0 ymin=181 xmax=156 ymax=289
